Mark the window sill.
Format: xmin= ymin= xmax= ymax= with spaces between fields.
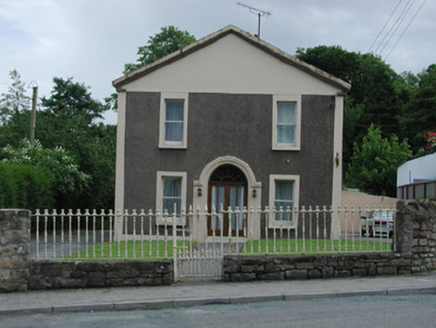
xmin=156 ymin=216 xmax=186 ymax=226
xmin=272 ymin=147 xmax=301 ymax=151
xmin=159 ymin=143 xmax=187 ymax=150
xmin=268 ymin=221 xmax=297 ymax=229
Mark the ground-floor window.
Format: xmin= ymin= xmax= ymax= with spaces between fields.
xmin=269 ymin=174 xmax=300 ymax=228
xmin=156 ymin=171 xmax=187 ymax=225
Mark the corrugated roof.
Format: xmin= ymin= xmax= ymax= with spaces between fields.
xmin=113 ymin=25 xmax=351 ymax=92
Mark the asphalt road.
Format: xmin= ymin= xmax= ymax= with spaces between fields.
xmin=2 ymin=294 xmax=435 ymax=328
xmin=30 ymin=231 xmax=111 ymax=260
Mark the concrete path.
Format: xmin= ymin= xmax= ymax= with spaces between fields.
xmin=1 ymin=272 xmax=435 ymax=315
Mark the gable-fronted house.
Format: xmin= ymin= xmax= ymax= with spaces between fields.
xmin=112 ymin=25 xmax=351 ymax=241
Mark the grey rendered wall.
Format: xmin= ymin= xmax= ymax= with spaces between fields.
xmin=124 ymin=92 xmax=335 ymax=212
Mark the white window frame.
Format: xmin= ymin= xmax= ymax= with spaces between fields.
xmin=272 ymin=95 xmax=301 ymax=151
xmin=268 ymin=174 xmax=300 ymax=228
xmin=156 ymin=171 xmax=187 ymax=225
xmin=159 ymin=93 xmax=188 ymax=149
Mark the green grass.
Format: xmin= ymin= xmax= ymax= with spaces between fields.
xmin=62 ymin=240 xmax=192 ymax=261
xmin=243 ymin=238 xmax=392 ymax=255
xmin=60 ymin=238 xmax=391 ymax=261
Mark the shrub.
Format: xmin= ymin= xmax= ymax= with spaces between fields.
xmin=0 ymin=163 xmax=53 ymax=211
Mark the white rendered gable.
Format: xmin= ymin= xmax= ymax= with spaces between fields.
xmin=123 ymin=34 xmax=340 ymax=95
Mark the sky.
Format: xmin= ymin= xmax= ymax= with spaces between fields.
xmin=1 ymin=0 xmax=434 ymax=125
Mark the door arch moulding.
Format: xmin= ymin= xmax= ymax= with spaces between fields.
xmin=192 ymin=156 xmax=262 ymax=241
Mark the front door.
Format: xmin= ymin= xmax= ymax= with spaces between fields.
xmin=207 ymin=165 xmax=248 ymax=237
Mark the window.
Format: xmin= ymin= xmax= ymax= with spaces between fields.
xmin=272 ymin=95 xmax=301 ymax=150
xmin=269 ymin=174 xmax=300 ymax=228
xmin=162 ymin=177 xmax=182 ymax=215
xmin=159 ymin=93 xmax=188 ymax=149
xmin=274 ymin=180 xmax=294 ymax=219
xmin=156 ymin=171 xmax=187 ymax=225
xmin=277 ymin=103 xmax=295 ymax=144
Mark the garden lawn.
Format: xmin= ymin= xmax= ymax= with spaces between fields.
xmin=63 ymin=240 xmax=192 ymax=261
xmin=243 ymin=238 xmax=392 ymax=255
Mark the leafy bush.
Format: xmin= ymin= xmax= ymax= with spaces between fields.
xmin=0 ymin=163 xmax=53 ymax=211
xmin=1 ymin=139 xmax=89 ymax=209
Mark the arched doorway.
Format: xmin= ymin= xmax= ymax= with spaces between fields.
xmin=207 ymin=164 xmax=247 ymax=236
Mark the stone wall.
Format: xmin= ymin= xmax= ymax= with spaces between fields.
xmin=0 ymin=210 xmax=31 ymax=292
xmin=395 ymin=201 xmax=436 ymax=273
xmin=0 ymin=209 xmax=173 ymax=293
xmin=1 ymin=201 xmax=435 ymax=290
xmin=223 ymin=201 xmax=436 ymax=282
xmin=223 ymin=254 xmax=406 ymax=282
xmin=29 ymin=261 xmax=173 ymax=290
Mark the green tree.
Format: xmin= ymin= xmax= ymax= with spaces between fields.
xmin=296 ymin=46 xmax=411 ymax=166
xmin=0 ymin=70 xmax=32 ymax=148
xmin=39 ymin=77 xmax=115 ymax=209
xmin=106 ymin=26 xmax=196 ymax=110
xmin=124 ymin=26 xmax=196 ymax=74
xmin=346 ymin=125 xmax=412 ymax=196
xmin=1 ymin=139 xmax=89 ymax=209
xmin=0 ymin=74 xmax=116 ymax=210
xmin=0 ymin=69 xmax=31 ymax=125
xmin=398 ymin=64 xmax=436 ymax=152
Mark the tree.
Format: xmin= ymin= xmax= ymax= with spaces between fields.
xmin=346 ymin=125 xmax=412 ymax=196
xmin=0 ymin=74 xmax=116 ymax=210
xmin=296 ymin=46 xmax=411 ymax=167
xmin=105 ymin=26 xmax=197 ymax=111
xmin=39 ymin=77 xmax=115 ymax=209
xmin=1 ymin=139 xmax=89 ymax=209
xmin=398 ymin=64 xmax=436 ymax=152
xmin=0 ymin=69 xmax=31 ymax=126
xmin=41 ymin=77 xmax=106 ymax=125
xmin=124 ymin=26 xmax=196 ymax=74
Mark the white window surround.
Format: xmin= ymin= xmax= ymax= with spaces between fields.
xmin=268 ymin=174 xmax=300 ymax=228
xmin=272 ymin=95 xmax=301 ymax=151
xmin=159 ymin=93 xmax=188 ymax=149
xmin=156 ymin=171 xmax=187 ymax=225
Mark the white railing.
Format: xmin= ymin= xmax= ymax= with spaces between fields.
xmin=30 ymin=206 xmax=396 ymax=261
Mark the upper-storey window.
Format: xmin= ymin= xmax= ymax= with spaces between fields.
xmin=277 ymin=102 xmax=296 ymax=144
xmin=165 ymin=100 xmax=184 ymax=141
xmin=159 ymin=93 xmax=188 ymax=149
xmin=272 ymin=95 xmax=301 ymax=151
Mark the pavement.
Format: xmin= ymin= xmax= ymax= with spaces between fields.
xmin=1 ymin=272 xmax=435 ymax=315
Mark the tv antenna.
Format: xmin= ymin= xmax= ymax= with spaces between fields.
xmin=237 ymin=2 xmax=271 ymax=38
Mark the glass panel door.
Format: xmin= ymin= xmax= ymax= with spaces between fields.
xmin=208 ymin=183 xmax=246 ymax=236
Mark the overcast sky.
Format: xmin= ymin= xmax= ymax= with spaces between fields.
xmin=1 ymin=0 xmax=434 ymax=124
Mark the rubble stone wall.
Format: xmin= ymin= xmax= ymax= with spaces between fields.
xmin=223 ymin=201 xmax=436 ymax=282
xmin=29 ymin=260 xmax=173 ymax=290
xmin=0 ymin=210 xmax=31 ymax=292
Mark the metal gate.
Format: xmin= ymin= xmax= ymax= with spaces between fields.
xmin=174 ymin=240 xmax=246 ymax=280
xmin=172 ymin=211 xmax=247 ymax=281
xmin=175 ymin=244 xmax=222 ymax=280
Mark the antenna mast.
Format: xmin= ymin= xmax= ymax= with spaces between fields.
xmin=237 ymin=2 xmax=271 ymax=38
